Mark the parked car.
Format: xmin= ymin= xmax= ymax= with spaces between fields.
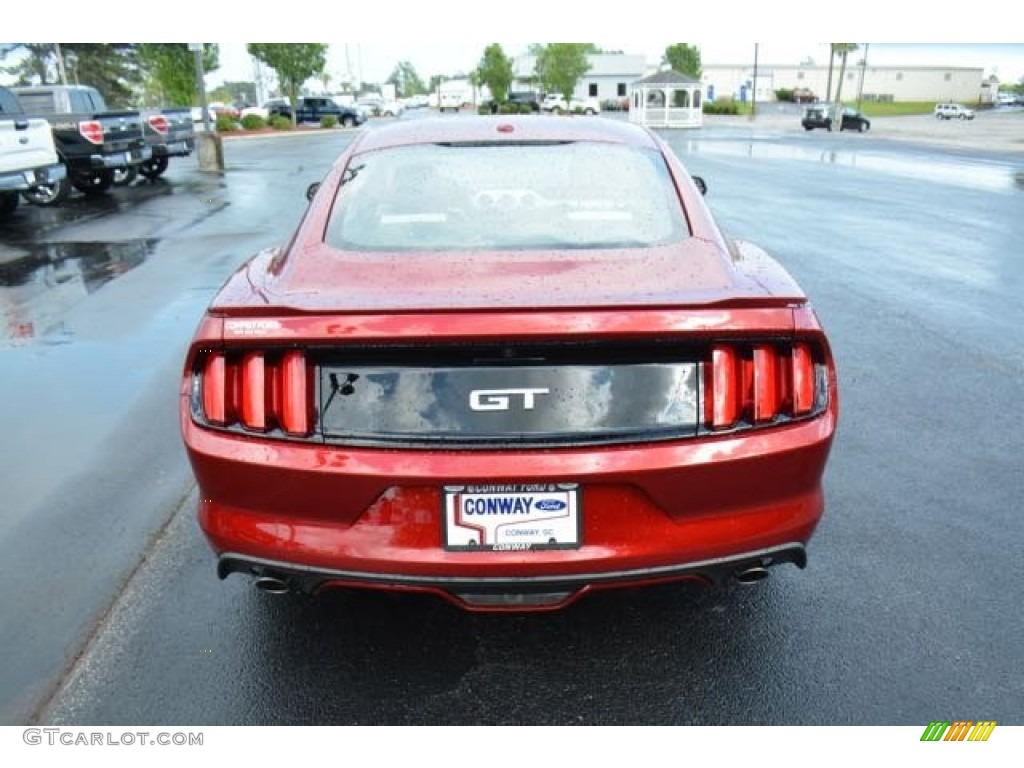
xmin=180 ymin=116 xmax=838 ymax=612
xmin=379 ymin=100 xmax=404 ymax=117
xmin=801 ymin=104 xmax=871 ymax=132
xmin=12 ymin=85 xmax=152 ymax=205
xmin=270 ymin=97 xmax=365 ymax=127
xmin=934 ymin=103 xmax=975 ymax=120
xmin=438 ymin=92 xmax=463 ymax=112
xmin=541 ymin=94 xmax=600 ymax=115
xmin=792 ymin=88 xmax=817 ymax=103
xmin=0 ymin=86 xmax=67 ymax=217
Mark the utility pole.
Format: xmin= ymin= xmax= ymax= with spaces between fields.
xmin=54 ymin=43 xmax=68 ymax=85
xmin=750 ymin=43 xmax=759 ymax=120
xmin=857 ymin=43 xmax=869 ymax=111
xmin=825 ymin=44 xmax=835 ymax=104
xmin=190 ymin=43 xmax=223 ymax=171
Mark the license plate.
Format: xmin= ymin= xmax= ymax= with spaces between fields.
xmin=443 ymin=483 xmax=581 ymax=551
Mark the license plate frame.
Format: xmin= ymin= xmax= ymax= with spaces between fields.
xmin=442 ymin=483 xmax=581 ymax=552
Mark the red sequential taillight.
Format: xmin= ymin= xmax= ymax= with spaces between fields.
xmin=147 ymin=115 xmax=169 ymax=134
xmin=79 ymin=120 xmax=104 ymax=145
xmin=704 ymin=342 xmax=821 ymax=430
xmin=196 ymin=350 xmax=312 ymax=437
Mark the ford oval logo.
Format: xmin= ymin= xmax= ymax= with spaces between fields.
xmin=535 ymin=499 xmax=566 ymax=512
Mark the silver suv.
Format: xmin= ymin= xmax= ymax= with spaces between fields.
xmin=934 ymin=103 xmax=975 ymax=120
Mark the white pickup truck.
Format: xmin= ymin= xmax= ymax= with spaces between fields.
xmin=0 ymin=86 xmax=66 ymax=217
xmin=540 ymin=94 xmax=601 ymax=115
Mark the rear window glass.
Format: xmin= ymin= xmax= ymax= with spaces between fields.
xmin=14 ymin=91 xmax=55 ymax=113
xmin=325 ymin=142 xmax=689 ymax=251
xmin=0 ymin=88 xmax=23 ymax=115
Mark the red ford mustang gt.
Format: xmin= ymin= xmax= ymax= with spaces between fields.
xmin=180 ymin=116 xmax=838 ymax=612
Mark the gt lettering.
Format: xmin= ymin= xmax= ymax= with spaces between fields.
xmin=469 ymin=388 xmax=550 ymax=412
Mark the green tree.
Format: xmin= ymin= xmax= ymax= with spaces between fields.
xmin=137 ymin=44 xmax=219 ymax=107
xmin=663 ymin=44 xmax=702 ymax=79
xmin=387 ymin=61 xmax=426 ymax=97
xmin=247 ymin=43 xmax=328 ymax=125
xmin=1 ymin=44 xmax=143 ymax=108
xmin=0 ymin=44 xmax=54 ymax=84
xmin=534 ymin=44 xmax=593 ymax=101
xmin=475 ymin=44 xmax=514 ymax=103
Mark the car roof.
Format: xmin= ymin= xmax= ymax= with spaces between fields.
xmin=351 ymin=116 xmax=659 ymax=154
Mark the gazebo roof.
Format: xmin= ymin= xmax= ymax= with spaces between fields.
xmin=632 ymin=69 xmax=701 ymax=85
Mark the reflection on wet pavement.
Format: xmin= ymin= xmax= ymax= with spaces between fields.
xmin=0 ymin=240 xmax=157 ymax=345
xmin=681 ymin=139 xmax=1023 ymax=193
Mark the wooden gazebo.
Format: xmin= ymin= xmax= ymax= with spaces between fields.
xmin=629 ymin=70 xmax=703 ymax=128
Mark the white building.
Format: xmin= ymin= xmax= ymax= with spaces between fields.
xmin=702 ymin=64 xmax=986 ymax=104
xmin=513 ymin=53 xmax=648 ymax=103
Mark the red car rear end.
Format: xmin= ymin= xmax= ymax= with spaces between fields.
xmin=180 ymin=117 xmax=838 ymax=611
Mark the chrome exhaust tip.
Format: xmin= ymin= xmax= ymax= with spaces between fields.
xmin=734 ymin=566 xmax=771 ymax=585
xmin=254 ymin=576 xmax=290 ymax=595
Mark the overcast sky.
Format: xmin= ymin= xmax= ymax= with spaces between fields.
xmin=6 ymin=1 xmax=1023 ymax=88
xmin=212 ymin=43 xmax=1024 ymax=90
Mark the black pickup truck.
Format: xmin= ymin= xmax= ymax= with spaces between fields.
xmin=12 ymin=85 xmax=152 ymax=204
xmin=269 ymin=97 xmax=365 ymax=127
xmin=113 ymin=107 xmax=194 ymax=184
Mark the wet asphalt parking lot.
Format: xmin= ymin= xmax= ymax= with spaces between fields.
xmin=1 ymin=109 xmax=1022 ymax=725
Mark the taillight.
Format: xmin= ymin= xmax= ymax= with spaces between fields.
xmin=791 ymin=343 xmax=815 ymax=415
xmin=196 ymin=349 xmax=313 ymax=437
xmin=705 ymin=347 xmax=739 ymax=429
xmin=79 ymin=120 xmax=104 ymax=145
xmin=279 ymin=351 xmax=311 ymax=435
xmin=752 ymin=345 xmax=778 ymax=422
xmin=147 ymin=115 xmax=169 ymax=134
xmin=201 ymin=353 xmax=229 ymax=425
xmin=240 ymin=352 xmax=268 ymax=431
xmin=704 ymin=341 xmax=825 ymax=431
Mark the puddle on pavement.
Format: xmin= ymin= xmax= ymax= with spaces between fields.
xmin=678 ymin=139 xmax=1023 ymax=193
xmin=0 ymin=239 xmax=157 ymax=345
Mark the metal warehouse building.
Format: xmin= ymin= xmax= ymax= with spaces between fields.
xmin=703 ymin=64 xmax=986 ymax=104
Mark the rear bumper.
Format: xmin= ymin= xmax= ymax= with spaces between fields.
xmin=184 ymin=400 xmax=835 ymax=611
xmin=151 ymin=138 xmax=194 ymax=158
xmin=87 ymin=146 xmax=152 ymax=169
xmin=0 ymin=163 xmax=66 ymax=191
xmin=218 ymin=542 xmax=808 ymax=611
